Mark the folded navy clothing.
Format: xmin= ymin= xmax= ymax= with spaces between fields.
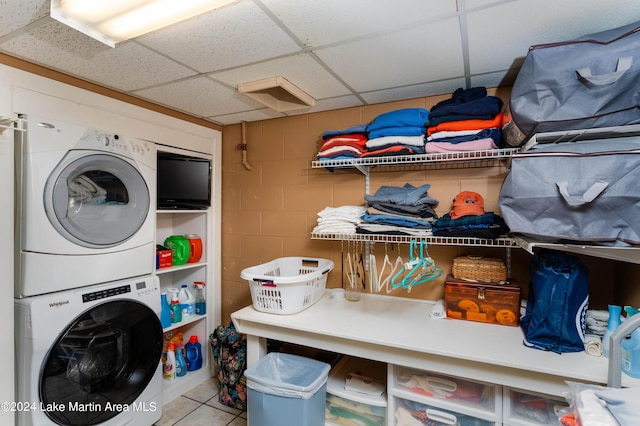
xmin=429 ymin=96 xmax=503 ymax=119
xmin=369 ymin=202 xmax=438 ymax=219
xmin=367 ymin=108 xmax=430 ymax=131
xmin=428 ymin=113 xmax=496 ymax=127
xmin=432 ymin=224 xmax=506 ymax=239
xmin=432 ymin=212 xmax=509 ymax=231
xmin=431 ymin=87 xmax=488 ymax=111
xmin=427 ymin=128 xmax=501 ymax=145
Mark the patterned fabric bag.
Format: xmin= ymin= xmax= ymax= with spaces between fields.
xmin=210 ymin=322 xmax=247 ymax=410
xmin=521 ymin=250 xmax=589 ymax=354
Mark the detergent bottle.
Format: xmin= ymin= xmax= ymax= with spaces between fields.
xmin=185 ymin=335 xmax=203 ymax=371
xmin=603 ymin=304 xmax=622 ymax=358
xmin=175 ymin=344 xmax=188 ymax=378
xmin=169 ymin=288 xmax=182 ymax=324
xmin=194 ymin=282 xmax=206 ymax=315
xmin=179 ymin=284 xmax=195 ymax=317
xmin=163 ymin=343 xmax=176 ymax=380
xmin=160 ymin=292 xmax=172 ymax=328
xmin=621 ymin=306 xmax=640 ymax=378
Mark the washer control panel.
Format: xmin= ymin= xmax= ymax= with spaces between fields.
xmin=81 ymin=278 xmax=159 ymax=303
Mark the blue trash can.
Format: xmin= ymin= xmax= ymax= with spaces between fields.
xmin=244 ymin=352 xmax=331 ymax=426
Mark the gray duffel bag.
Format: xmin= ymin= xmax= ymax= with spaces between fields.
xmin=498 ymin=137 xmax=640 ymax=246
xmin=504 ymin=21 xmax=640 ymax=146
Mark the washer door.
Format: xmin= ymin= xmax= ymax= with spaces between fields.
xmin=45 ymin=152 xmax=150 ymax=248
xmin=40 ymin=300 xmax=162 ymax=426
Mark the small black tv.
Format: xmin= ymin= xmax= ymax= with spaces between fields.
xmin=157 ymin=152 xmax=211 ymax=210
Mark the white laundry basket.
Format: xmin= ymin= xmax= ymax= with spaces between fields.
xmin=241 ymin=257 xmax=333 ymax=314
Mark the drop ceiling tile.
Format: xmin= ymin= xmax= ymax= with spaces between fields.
xmin=0 ymin=0 xmax=48 ymax=38
xmin=0 ymin=19 xmax=197 ymax=92
xmin=209 ymin=109 xmax=284 ymax=126
xmin=211 ymin=53 xmax=352 ymax=100
xmin=260 ymin=0 xmax=458 ymax=47
xmin=315 ymin=17 xmax=463 ymax=93
xmin=466 ymin=0 xmax=640 ymax=75
xmin=361 ymin=78 xmax=466 ymax=105
xmin=304 ymin=95 xmax=364 ymax=114
xmin=133 ymin=76 xmax=263 ymax=117
xmin=137 ymin=0 xmax=301 ymax=73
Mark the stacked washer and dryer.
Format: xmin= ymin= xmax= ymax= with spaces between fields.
xmin=14 ymin=115 xmax=164 ymax=426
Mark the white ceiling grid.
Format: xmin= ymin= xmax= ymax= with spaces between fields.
xmin=0 ymin=0 xmax=638 ymax=125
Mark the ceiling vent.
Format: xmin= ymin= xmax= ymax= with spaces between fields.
xmin=238 ymin=76 xmax=315 ymax=112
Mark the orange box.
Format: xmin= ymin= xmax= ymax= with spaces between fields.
xmin=444 ymin=274 xmax=521 ymax=326
xmin=156 ymin=246 xmax=173 ymax=269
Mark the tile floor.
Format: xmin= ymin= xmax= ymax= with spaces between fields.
xmin=154 ymin=378 xmax=246 ymax=426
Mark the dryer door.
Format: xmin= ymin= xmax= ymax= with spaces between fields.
xmin=45 ymin=152 xmax=150 ymax=248
xmin=40 ymin=300 xmax=163 ymax=426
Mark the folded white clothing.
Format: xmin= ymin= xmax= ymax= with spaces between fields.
xmin=312 ymin=224 xmax=357 ymax=234
xmin=587 ymin=310 xmax=609 ymax=322
xmin=584 ymin=334 xmax=603 ymax=357
xmin=317 ymin=215 xmax=362 ymax=225
xmin=317 ymin=206 xmax=367 ymax=217
xmin=357 ymin=223 xmax=433 ymax=237
xmin=426 ymin=129 xmax=483 ymax=141
xmin=365 ymin=135 xmax=425 ymax=149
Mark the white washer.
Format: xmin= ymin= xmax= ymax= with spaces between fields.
xmin=15 ymin=275 xmax=164 ymax=426
xmin=15 ymin=115 xmax=156 ymax=297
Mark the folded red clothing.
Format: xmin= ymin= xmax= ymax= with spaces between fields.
xmin=427 ymin=113 xmax=503 ymax=136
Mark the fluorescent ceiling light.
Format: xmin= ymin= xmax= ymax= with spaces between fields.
xmin=51 ymin=0 xmax=238 ymax=47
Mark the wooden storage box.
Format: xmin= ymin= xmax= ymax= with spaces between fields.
xmin=444 ymin=275 xmax=521 ymax=326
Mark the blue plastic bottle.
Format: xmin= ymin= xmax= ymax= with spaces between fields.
xmin=160 ymin=293 xmax=172 ymax=328
xmin=185 ymin=336 xmax=203 ymax=371
xmin=175 ymin=345 xmax=188 ymax=377
xmin=603 ymin=304 xmax=622 ymax=358
xmin=621 ymin=306 xmax=640 ymax=378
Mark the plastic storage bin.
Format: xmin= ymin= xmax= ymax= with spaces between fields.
xmin=241 ymin=257 xmax=334 ymax=314
xmin=244 ymin=352 xmax=331 ymax=426
xmin=326 ymin=356 xmax=387 ymax=426
xmin=503 ymin=388 xmax=567 ymax=426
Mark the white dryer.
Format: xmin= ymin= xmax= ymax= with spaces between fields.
xmin=15 ymin=115 xmax=156 ymax=297
xmin=15 ymin=275 xmax=164 ymax=426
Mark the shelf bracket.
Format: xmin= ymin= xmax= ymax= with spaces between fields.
xmin=352 ymin=164 xmax=370 ymax=194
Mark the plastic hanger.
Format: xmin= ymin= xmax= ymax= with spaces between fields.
xmin=402 ymin=241 xmax=442 ymax=292
xmin=390 ymin=241 xmax=421 ymax=290
xmin=376 ymin=243 xmax=393 ymax=293
xmin=383 ymin=244 xmax=404 ymax=294
xmin=369 ymin=252 xmax=379 ymax=292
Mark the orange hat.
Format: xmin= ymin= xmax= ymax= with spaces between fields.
xmin=450 ymin=191 xmax=485 ymax=219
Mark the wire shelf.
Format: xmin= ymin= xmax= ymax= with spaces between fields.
xmin=312 ymin=148 xmax=520 ymax=170
xmin=311 ymin=232 xmax=517 ymax=247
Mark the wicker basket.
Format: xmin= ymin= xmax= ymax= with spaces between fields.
xmin=452 ymin=256 xmax=507 ymax=282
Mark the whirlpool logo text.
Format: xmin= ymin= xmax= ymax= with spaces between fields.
xmin=49 ymin=300 xmax=69 ymax=308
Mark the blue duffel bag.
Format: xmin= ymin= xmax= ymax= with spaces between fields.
xmin=521 ymin=250 xmax=589 ymax=354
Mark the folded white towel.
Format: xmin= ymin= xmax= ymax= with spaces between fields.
xmin=584 ymin=334 xmax=603 ymax=357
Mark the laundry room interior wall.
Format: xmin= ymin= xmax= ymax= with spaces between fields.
xmin=220 ymin=89 xmax=639 ymax=325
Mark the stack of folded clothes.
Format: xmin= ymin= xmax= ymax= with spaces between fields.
xmin=312 ymin=206 xmax=367 ymax=234
xmin=431 ymin=191 xmax=509 ymax=239
xmin=358 ymin=183 xmax=438 ymax=236
xmin=317 ymin=124 xmax=368 ymax=162
xmin=425 ymin=87 xmax=504 ymax=153
xmin=363 ymin=108 xmax=430 ymax=158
